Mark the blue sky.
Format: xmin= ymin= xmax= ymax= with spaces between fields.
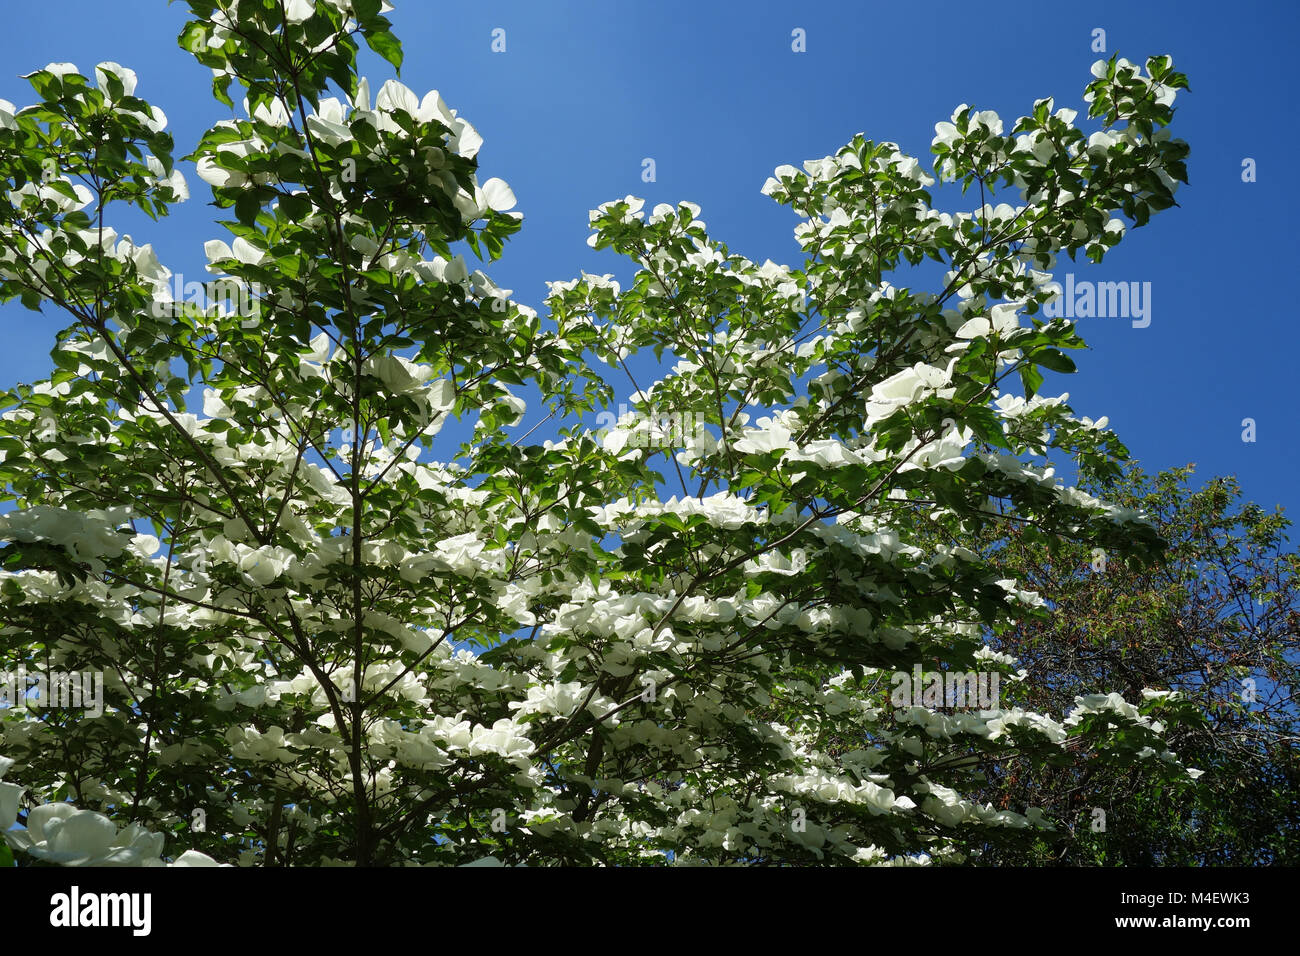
xmin=1 ymin=0 xmax=1296 ymax=521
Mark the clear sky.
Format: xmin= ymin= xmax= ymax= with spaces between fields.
xmin=2 ymin=0 xmax=1296 ymax=521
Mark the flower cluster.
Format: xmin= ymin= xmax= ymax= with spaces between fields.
xmin=0 ymin=1 xmax=1198 ymax=866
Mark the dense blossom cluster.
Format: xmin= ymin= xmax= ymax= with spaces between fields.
xmin=0 ymin=1 xmax=1198 ymax=865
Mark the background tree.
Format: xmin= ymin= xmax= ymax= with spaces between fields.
xmin=959 ymin=464 xmax=1298 ymax=864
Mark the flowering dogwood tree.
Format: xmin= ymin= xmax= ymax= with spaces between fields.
xmin=0 ymin=0 xmax=1202 ymax=866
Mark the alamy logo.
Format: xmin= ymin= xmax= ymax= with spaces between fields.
xmin=1042 ymin=273 xmax=1152 ymax=328
xmin=150 ymin=273 xmax=262 ymax=319
xmin=49 ymin=886 xmax=152 ymax=937
xmin=593 ymin=403 xmax=707 ymax=449
xmin=890 ymin=664 xmax=1000 ymax=709
xmin=1 ymin=667 xmax=104 ymax=718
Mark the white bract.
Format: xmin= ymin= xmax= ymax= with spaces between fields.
xmin=0 ymin=7 xmax=1197 ymax=867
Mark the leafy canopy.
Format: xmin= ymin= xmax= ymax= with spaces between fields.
xmin=0 ymin=0 xmax=1198 ymax=866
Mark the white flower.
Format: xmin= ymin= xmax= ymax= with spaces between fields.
xmin=35 ymin=62 xmax=81 ymax=80
xmin=246 ymin=97 xmax=291 ymax=127
xmin=591 ymin=195 xmax=645 ymax=225
xmin=364 ymin=354 xmax=433 ymax=395
xmin=284 ymin=0 xmax=316 ymax=23
xmin=1066 ymin=692 xmax=1142 ymax=724
xmin=955 ymin=302 xmax=1023 ymax=339
xmin=1014 ymin=132 xmax=1056 ymax=163
xmin=8 ymin=803 xmax=164 ymax=866
xmin=932 ymin=122 xmax=960 ymax=149
xmin=760 ymin=164 xmax=799 ymax=196
xmin=305 ymin=98 xmax=352 ymax=145
xmin=432 ymin=531 xmax=487 ymax=575
xmin=168 ymin=850 xmax=224 ymax=867
xmin=0 ymin=505 xmax=130 ymax=562
xmin=238 ymin=545 xmax=293 ymax=587
xmin=733 ymin=417 xmax=792 ymax=454
xmin=866 ymin=362 xmax=954 ymax=421
xmin=226 ymin=725 xmax=296 ymax=762
xmin=802 ymin=157 xmax=837 ymax=181
xmin=376 ymin=78 xmax=420 ymax=116
xmin=94 ymin=62 xmax=138 ymax=98
xmin=0 ymin=756 xmax=23 ymax=830
xmin=449 ymin=116 xmax=482 ymax=158
xmin=481 ymin=177 xmax=516 ymax=212
xmin=497 ymin=392 xmax=526 ymax=423
xmin=416 ymin=90 xmax=456 ymax=127
xmin=195 ymin=154 xmax=247 ymax=189
xmin=1087 ymin=130 xmax=1118 ymax=154
xmin=468 ymin=718 xmax=534 ymax=762
xmin=510 ymin=681 xmax=585 ymax=718
xmin=442 ymin=254 xmax=468 ymax=285
xmin=972 ymin=109 xmax=1003 ymax=135
xmin=1141 ymin=689 xmax=1176 ymax=701
xmin=146 ymin=155 xmax=189 ymax=201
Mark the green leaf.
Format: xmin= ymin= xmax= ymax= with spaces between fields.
xmin=366 ymin=30 xmax=403 ymax=71
xmin=234 ymin=191 xmax=262 ymax=226
xmin=1019 ymin=363 xmax=1044 ymax=399
xmin=1034 ymin=349 xmax=1077 ymax=374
